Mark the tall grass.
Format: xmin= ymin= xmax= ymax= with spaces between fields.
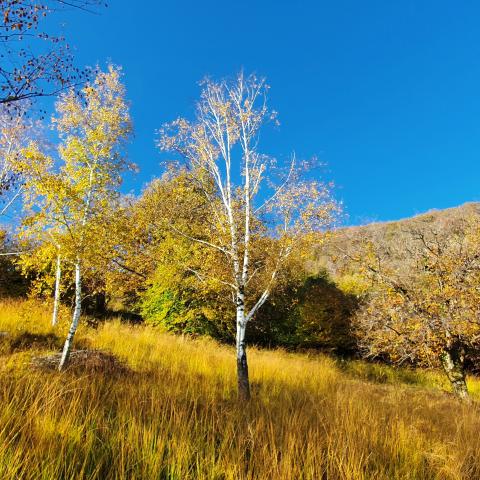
xmin=0 ymin=298 xmax=479 ymax=479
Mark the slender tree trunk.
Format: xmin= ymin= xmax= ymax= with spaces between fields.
xmin=58 ymin=259 xmax=82 ymax=371
xmin=236 ymin=290 xmax=250 ymax=400
xmin=51 ymin=253 xmax=61 ymax=327
xmin=440 ymin=341 xmax=469 ymax=400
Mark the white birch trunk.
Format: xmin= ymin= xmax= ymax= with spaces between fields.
xmin=236 ymin=289 xmax=250 ymax=400
xmin=51 ymin=253 xmax=61 ymax=327
xmin=58 ymin=163 xmax=93 ymax=370
xmin=58 ymin=259 xmax=82 ymax=370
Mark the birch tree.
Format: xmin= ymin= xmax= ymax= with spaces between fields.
xmin=159 ymin=73 xmax=339 ymax=399
xmin=17 ymin=153 xmax=67 ymax=325
xmin=15 ymin=238 xmax=68 ymax=324
xmin=0 ymin=106 xmax=39 ymax=217
xmin=20 ymin=65 xmax=132 ymax=369
xmin=51 ymin=248 xmax=62 ymax=325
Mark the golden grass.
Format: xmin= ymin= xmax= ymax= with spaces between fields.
xmin=0 ymin=298 xmax=480 ymax=479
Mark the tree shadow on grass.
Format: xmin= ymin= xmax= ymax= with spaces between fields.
xmin=31 ymin=349 xmax=133 ymax=377
xmin=0 ymin=331 xmax=92 ymax=354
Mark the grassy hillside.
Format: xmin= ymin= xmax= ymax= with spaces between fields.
xmin=1 ymin=299 xmax=480 ymax=479
xmin=313 ymin=202 xmax=480 ymax=277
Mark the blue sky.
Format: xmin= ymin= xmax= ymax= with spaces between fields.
xmin=54 ymin=0 xmax=480 ymax=224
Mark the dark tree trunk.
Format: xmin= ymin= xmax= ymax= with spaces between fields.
xmin=440 ymin=340 xmax=469 ymax=400
xmin=237 ymin=342 xmax=250 ymax=400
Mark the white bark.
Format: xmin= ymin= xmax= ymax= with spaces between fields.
xmin=0 ymin=185 xmax=23 ymax=216
xmin=57 ymin=164 xmax=94 ymax=369
xmin=236 ymin=290 xmax=250 ymax=399
xmin=51 ymin=253 xmax=61 ymax=326
xmin=160 ymin=75 xmax=302 ymax=399
xmin=0 ymin=110 xmax=25 ymax=207
xmin=58 ymin=259 xmax=81 ymax=370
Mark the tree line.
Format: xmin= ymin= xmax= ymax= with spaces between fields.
xmin=1 ymin=14 xmax=480 ymax=400
xmin=2 ymin=67 xmax=342 ymax=400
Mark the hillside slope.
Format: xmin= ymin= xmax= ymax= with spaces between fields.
xmin=312 ymin=202 xmax=480 ymax=277
xmin=0 ymin=298 xmax=480 ymax=479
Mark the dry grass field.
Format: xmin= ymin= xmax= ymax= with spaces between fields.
xmin=0 ymin=298 xmax=479 ymax=479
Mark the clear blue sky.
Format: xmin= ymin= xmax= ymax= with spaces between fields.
xmin=57 ymin=0 xmax=480 ymax=224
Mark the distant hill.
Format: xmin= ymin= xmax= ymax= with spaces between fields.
xmin=310 ymin=202 xmax=480 ymax=279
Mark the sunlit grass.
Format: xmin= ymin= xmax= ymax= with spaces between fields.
xmin=0 ymin=298 xmax=479 ymax=479
xmin=338 ymin=357 xmax=480 ymax=394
